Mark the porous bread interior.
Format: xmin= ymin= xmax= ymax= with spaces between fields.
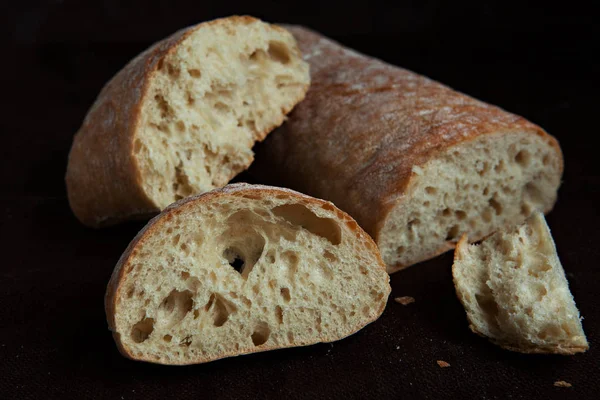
xmin=114 ymin=192 xmax=390 ymax=364
xmin=379 ymin=131 xmax=562 ymax=270
xmin=453 ymin=212 xmax=588 ymax=353
xmin=134 ymin=21 xmax=309 ymax=208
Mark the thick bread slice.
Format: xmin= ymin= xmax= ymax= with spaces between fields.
xmin=105 ymin=183 xmax=391 ymax=365
xmin=67 ymin=16 xmax=310 ymax=227
xmin=252 ymin=26 xmax=563 ymax=273
xmin=452 ymin=212 xmax=588 ymax=354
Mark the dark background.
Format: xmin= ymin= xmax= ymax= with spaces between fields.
xmin=2 ymin=1 xmax=598 ymax=399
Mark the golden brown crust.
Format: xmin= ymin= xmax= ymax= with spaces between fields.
xmin=105 ymin=183 xmax=389 ymax=365
xmin=66 ymin=16 xmax=308 ymax=228
xmin=252 ymin=26 xmax=563 ymax=265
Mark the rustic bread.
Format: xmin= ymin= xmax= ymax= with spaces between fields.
xmin=252 ymin=26 xmax=563 ymax=273
xmin=67 ymin=16 xmax=310 ymax=227
xmin=452 ymin=212 xmax=588 ymax=354
xmin=105 ymin=183 xmax=390 ymax=365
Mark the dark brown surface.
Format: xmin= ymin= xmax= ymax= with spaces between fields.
xmin=1 ymin=1 xmax=598 ymax=399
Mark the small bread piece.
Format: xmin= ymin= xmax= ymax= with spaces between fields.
xmin=452 ymin=212 xmax=588 ymax=354
xmin=67 ymin=16 xmax=309 ymax=227
xmin=252 ymin=26 xmax=563 ymax=272
xmin=105 ymin=183 xmax=390 ymax=365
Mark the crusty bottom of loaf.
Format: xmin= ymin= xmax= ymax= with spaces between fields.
xmin=107 ymin=184 xmax=390 ymax=365
xmin=452 ymin=212 xmax=588 ymax=354
xmin=379 ymin=131 xmax=562 ymax=272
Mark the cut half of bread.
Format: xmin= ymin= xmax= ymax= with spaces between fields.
xmin=67 ymin=16 xmax=310 ymax=227
xmin=105 ymin=183 xmax=391 ymax=365
xmin=452 ymin=212 xmax=588 ymax=354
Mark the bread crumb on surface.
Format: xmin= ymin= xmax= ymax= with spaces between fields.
xmin=394 ymin=296 xmax=415 ymax=305
xmin=554 ymin=381 xmax=572 ymax=388
xmin=437 ymin=360 xmax=451 ymax=368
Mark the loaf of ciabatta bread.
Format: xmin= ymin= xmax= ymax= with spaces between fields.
xmin=252 ymin=26 xmax=563 ymax=273
xmin=67 ymin=16 xmax=310 ymax=227
xmin=452 ymin=212 xmax=588 ymax=354
xmin=105 ymin=183 xmax=390 ymax=365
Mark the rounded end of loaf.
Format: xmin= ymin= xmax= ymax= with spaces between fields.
xmin=379 ymin=129 xmax=563 ymax=273
xmin=105 ymin=183 xmax=390 ymax=365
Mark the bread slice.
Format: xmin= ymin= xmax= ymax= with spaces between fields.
xmin=252 ymin=26 xmax=563 ymax=272
xmin=452 ymin=212 xmax=588 ymax=354
xmin=66 ymin=16 xmax=310 ymax=227
xmin=105 ymin=183 xmax=390 ymax=365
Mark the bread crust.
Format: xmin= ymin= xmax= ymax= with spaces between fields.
xmin=105 ymin=183 xmax=389 ymax=365
xmin=253 ymin=27 xmax=563 ymax=271
xmin=66 ymin=16 xmax=308 ymax=228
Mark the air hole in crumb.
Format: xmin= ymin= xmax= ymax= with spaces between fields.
xmin=535 ymin=284 xmax=548 ymax=300
xmin=267 ymin=41 xmax=291 ymax=64
xmin=180 ymin=271 xmax=190 ymax=280
xmin=287 ymin=331 xmax=294 ymax=342
xmin=323 ymin=250 xmax=337 ymax=262
xmin=172 ymin=234 xmax=181 ymax=246
xmin=223 ymin=248 xmax=245 ymax=274
xmin=205 ymin=293 xmax=238 ymax=327
xmin=446 ymin=225 xmax=460 ymax=241
xmin=515 ymin=150 xmax=530 ymax=167
xmin=494 ymin=160 xmax=505 ymax=172
xmin=188 ymin=68 xmax=201 ymax=78
xmin=176 ymin=121 xmax=185 ymax=132
xmin=396 ymin=246 xmax=405 ymax=257
xmin=157 ymin=290 xmax=193 ymax=328
xmin=163 ymin=335 xmax=172 ymax=343
xmin=251 ymin=322 xmax=271 ymax=346
xmin=489 ymin=198 xmax=503 ymax=215
xmin=423 ymin=201 xmax=430 ymax=207
xmin=455 ymin=210 xmax=467 ymax=220
xmin=280 ymin=288 xmax=291 ymax=302
xmin=359 ymin=265 xmax=369 ymax=275
xmin=362 ymin=306 xmax=370 ymax=317
xmin=542 ymin=154 xmax=551 ymax=166
xmin=425 ymin=186 xmax=437 ymax=195
xmin=272 ymin=204 xmax=342 ymax=245
xmin=521 ymin=203 xmax=532 ymax=216
xmin=275 ymin=306 xmax=283 ymax=324
xmin=483 ymin=187 xmax=490 ymax=196
xmin=442 ymin=208 xmax=451 ymax=217
xmin=131 ymin=318 xmax=154 ymax=343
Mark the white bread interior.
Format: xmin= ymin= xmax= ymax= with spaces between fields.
xmin=379 ymin=132 xmax=562 ymax=271
xmin=452 ymin=211 xmax=588 ymax=354
xmin=107 ymin=184 xmax=390 ymax=365
xmin=135 ymin=18 xmax=309 ymax=207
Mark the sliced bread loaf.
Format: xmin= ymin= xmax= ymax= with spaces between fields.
xmin=105 ymin=183 xmax=390 ymax=365
xmin=67 ymin=16 xmax=310 ymax=227
xmin=452 ymin=212 xmax=588 ymax=354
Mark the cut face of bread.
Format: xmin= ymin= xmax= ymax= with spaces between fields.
xmin=453 ymin=212 xmax=588 ymax=354
xmin=66 ymin=16 xmax=310 ymax=227
xmin=379 ymin=132 xmax=561 ymax=271
xmin=137 ymin=19 xmax=309 ymax=206
xmin=105 ymin=184 xmax=390 ymax=365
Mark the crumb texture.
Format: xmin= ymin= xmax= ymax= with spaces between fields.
xmin=452 ymin=212 xmax=588 ymax=354
xmin=109 ymin=184 xmax=390 ymax=365
xmin=380 ymin=132 xmax=561 ymax=271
